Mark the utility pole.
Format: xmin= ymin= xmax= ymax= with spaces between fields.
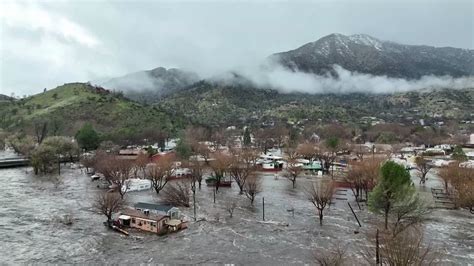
xmin=193 ymin=191 xmax=196 ymax=221
xmin=376 ymin=229 xmax=380 ymax=265
xmin=262 ymin=197 xmax=265 ymax=221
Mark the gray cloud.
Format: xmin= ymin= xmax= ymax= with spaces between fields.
xmin=232 ymin=63 xmax=474 ymax=94
xmin=1 ymin=0 xmax=473 ymax=95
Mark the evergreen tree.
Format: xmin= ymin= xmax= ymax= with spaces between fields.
xmin=75 ymin=123 xmax=100 ymax=151
xmin=243 ymin=127 xmax=251 ymax=146
xmin=368 ymin=161 xmax=415 ymax=229
xmin=176 ymin=138 xmax=192 ymax=159
xmin=452 ymin=145 xmax=467 ymax=162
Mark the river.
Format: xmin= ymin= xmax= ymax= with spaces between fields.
xmin=0 ymin=153 xmax=472 ymax=264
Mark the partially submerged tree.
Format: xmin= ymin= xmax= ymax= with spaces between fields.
xmin=8 ymin=134 xmax=36 ymax=157
xmin=314 ymin=244 xmax=347 ymax=266
xmin=33 ymin=119 xmax=48 ymax=144
xmin=80 ymin=154 xmax=96 ymax=173
xmin=389 ymin=193 xmax=430 ymax=236
xmin=0 ymin=130 xmax=7 ymax=150
xmin=307 ymin=180 xmax=335 ymax=226
xmin=440 ymin=164 xmax=474 ymax=213
xmin=30 ymin=144 xmax=57 ymax=175
xmin=95 ymin=154 xmax=133 ymax=198
xmin=161 ymin=181 xmax=190 ymax=207
xmin=284 ymin=156 xmax=303 ymax=189
xmin=147 ymin=155 xmax=175 ymax=194
xmin=414 ymin=156 xmax=433 ymax=185
xmin=209 ymin=152 xmax=232 ymax=192
xmin=225 ymin=200 xmax=237 ymax=218
xmin=368 ymin=161 xmax=416 ymax=229
xmin=363 ymin=227 xmax=437 ymax=265
xmin=324 ymin=137 xmax=341 ymax=177
xmin=30 ymin=136 xmax=79 ymax=175
xmin=228 ymin=148 xmax=258 ymax=194
xmin=188 ymin=158 xmax=205 ymax=189
xmin=244 ymin=175 xmax=262 ymax=205
xmin=94 ymin=192 xmax=124 ymax=226
xmin=345 ymin=158 xmax=381 ymax=202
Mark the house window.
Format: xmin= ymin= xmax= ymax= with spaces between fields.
xmin=131 ymin=218 xmax=135 ymax=224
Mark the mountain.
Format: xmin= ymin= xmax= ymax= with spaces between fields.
xmin=271 ymin=33 xmax=474 ymax=79
xmin=0 ymin=83 xmax=183 ymax=138
xmin=0 ymin=94 xmax=13 ymax=102
xmin=158 ymin=80 xmax=474 ymax=127
xmin=99 ymin=67 xmax=200 ymax=103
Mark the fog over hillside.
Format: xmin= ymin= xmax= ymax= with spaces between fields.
xmin=230 ymin=63 xmax=474 ymax=94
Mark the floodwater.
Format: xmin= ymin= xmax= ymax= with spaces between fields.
xmin=0 ymin=152 xmax=473 ymax=264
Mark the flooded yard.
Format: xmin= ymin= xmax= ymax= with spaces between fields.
xmin=0 ymin=158 xmax=473 ymax=264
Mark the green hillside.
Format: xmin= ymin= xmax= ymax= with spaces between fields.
xmin=0 ymin=83 xmax=184 ymax=139
xmin=158 ymin=81 xmax=474 ymax=127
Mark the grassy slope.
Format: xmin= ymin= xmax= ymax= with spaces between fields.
xmin=0 ymin=83 xmax=182 ymax=136
xmin=159 ymin=81 xmax=474 ymax=126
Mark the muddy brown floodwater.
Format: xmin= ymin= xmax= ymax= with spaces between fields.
xmin=0 ymin=152 xmax=473 ymax=264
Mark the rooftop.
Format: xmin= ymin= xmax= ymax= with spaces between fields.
xmin=121 ymin=208 xmax=167 ymax=221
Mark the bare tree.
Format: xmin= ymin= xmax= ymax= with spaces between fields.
xmin=80 ymin=154 xmax=96 ymax=173
xmin=34 ymin=120 xmax=48 ymax=144
xmin=133 ymin=152 xmax=149 ymax=178
xmin=225 ymin=200 xmax=237 ymax=218
xmin=314 ymin=245 xmax=347 ymax=266
xmin=297 ymin=142 xmax=319 ymax=161
xmin=209 ymin=152 xmax=232 ymax=192
xmin=93 ymin=192 xmax=124 ymax=226
xmin=345 ymin=158 xmax=381 ymax=202
xmin=188 ymin=157 xmax=205 ymax=189
xmin=228 ymin=148 xmax=258 ymax=194
xmin=253 ymin=128 xmax=276 ymax=154
xmin=440 ymin=165 xmax=474 ymax=213
xmin=147 ymin=155 xmax=175 ymax=194
xmin=185 ymin=159 xmax=204 ymax=220
xmin=284 ymin=156 xmax=303 ymax=189
xmin=363 ymin=227 xmax=437 ymax=265
xmin=350 ymin=143 xmax=371 ymax=161
xmin=161 ymin=181 xmax=190 ymax=207
xmin=244 ymin=175 xmax=262 ymax=205
xmin=415 ymin=156 xmax=433 ymax=185
xmin=307 ymin=180 xmax=335 ymax=226
xmin=191 ymin=141 xmax=212 ymax=164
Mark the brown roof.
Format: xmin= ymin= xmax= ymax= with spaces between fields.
xmin=121 ymin=208 xmax=168 ymax=222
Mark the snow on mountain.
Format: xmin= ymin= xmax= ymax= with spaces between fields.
xmin=271 ymin=33 xmax=474 ymax=79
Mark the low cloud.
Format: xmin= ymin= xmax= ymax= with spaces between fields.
xmin=232 ymin=63 xmax=474 ymax=94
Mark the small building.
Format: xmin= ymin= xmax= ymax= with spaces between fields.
xmin=150 ymin=151 xmax=176 ymax=163
xmin=118 ymin=209 xmax=169 ymax=234
xmin=118 ymin=149 xmax=146 ymax=160
xmin=134 ymin=202 xmax=181 ymax=219
xmin=117 ymin=203 xmax=187 ymax=234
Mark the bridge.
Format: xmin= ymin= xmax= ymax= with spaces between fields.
xmin=0 ymin=157 xmax=30 ymax=168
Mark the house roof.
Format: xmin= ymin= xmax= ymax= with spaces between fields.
xmin=121 ymin=208 xmax=167 ymax=221
xmin=134 ymin=202 xmax=175 ymax=213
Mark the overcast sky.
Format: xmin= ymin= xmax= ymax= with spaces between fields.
xmin=1 ymin=0 xmax=472 ymax=96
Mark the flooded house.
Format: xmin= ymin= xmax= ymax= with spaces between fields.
xmin=117 ymin=202 xmax=187 ymax=234
xmin=118 ymin=209 xmax=170 ymax=234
